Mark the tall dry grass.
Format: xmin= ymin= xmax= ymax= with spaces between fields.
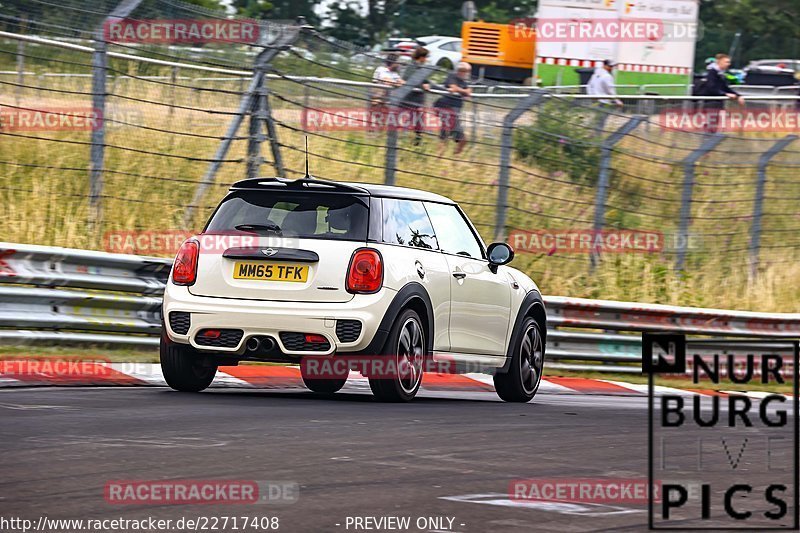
xmin=2 ymin=74 xmax=799 ymax=312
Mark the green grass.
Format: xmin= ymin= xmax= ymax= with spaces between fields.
xmin=2 ymin=68 xmax=799 ymax=313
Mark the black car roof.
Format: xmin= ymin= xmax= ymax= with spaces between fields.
xmin=230 ymin=177 xmax=456 ymax=205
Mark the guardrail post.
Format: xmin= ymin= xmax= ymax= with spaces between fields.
xmin=495 ymin=90 xmax=546 ymax=241
xmin=88 ymin=0 xmax=143 ymax=232
xmin=183 ymin=24 xmax=301 ymax=226
xmin=384 ymin=65 xmax=435 ymax=185
xmin=750 ymin=135 xmax=798 ymax=280
xmin=676 ymin=133 xmax=725 ymax=272
xmin=590 ymin=116 xmax=645 ymax=270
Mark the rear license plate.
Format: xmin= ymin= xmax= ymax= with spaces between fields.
xmin=233 ymin=262 xmax=308 ymax=282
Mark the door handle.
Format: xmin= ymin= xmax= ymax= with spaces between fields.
xmin=452 ymin=272 xmax=467 ymax=280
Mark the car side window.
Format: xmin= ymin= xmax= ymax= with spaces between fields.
xmin=424 ymin=202 xmax=484 ymax=259
xmin=381 ymin=199 xmax=438 ymax=250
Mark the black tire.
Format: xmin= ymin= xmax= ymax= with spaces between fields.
xmin=494 ymin=317 xmax=544 ymax=403
xmin=437 ymin=58 xmax=454 ymax=71
xmin=300 ymin=362 xmax=348 ymax=394
xmin=160 ymin=332 xmax=217 ymax=392
xmin=369 ymin=308 xmax=425 ymax=402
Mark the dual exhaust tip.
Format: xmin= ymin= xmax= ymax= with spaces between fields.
xmin=246 ymin=336 xmax=276 ymax=353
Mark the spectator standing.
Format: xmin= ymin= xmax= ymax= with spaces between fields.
xmin=434 ymin=61 xmax=472 ymax=155
xmin=694 ymin=53 xmax=745 ymax=132
xmin=369 ymin=53 xmax=402 ymax=131
xmin=372 ymin=53 xmax=402 ymax=95
xmin=402 ymin=47 xmax=431 ymax=145
xmin=695 ymin=54 xmax=744 ymax=105
xmin=587 ymin=59 xmax=623 ymax=107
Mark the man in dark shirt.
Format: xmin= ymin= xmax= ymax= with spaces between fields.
xmin=401 ymin=47 xmax=431 ymax=145
xmin=694 ymin=53 xmax=745 ymax=132
xmin=435 ymin=61 xmax=472 ymax=155
xmin=697 ymin=54 xmax=744 ymax=109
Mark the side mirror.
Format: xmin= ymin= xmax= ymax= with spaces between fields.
xmin=487 ymin=242 xmax=514 ymax=272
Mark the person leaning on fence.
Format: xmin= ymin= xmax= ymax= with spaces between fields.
xmin=369 ymin=53 xmax=403 ymax=131
xmin=434 ymin=61 xmax=472 ymax=156
xmin=401 ymin=47 xmax=431 ymax=146
xmin=692 ymin=53 xmax=745 ymax=132
xmin=587 ymin=59 xmax=623 ymax=107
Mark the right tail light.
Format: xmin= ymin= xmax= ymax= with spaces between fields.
xmin=346 ymin=248 xmax=383 ymax=294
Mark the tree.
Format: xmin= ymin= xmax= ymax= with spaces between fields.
xmin=326 ymin=2 xmax=371 ymax=46
xmin=698 ymin=0 xmax=800 ymax=66
xmin=231 ymin=0 xmax=320 ymax=26
xmin=232 ymin=0 xmax=274 ymax=19
xmin=182 ymin=0 xmax=228 ymax=12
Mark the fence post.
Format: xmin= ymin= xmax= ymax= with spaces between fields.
xmin=183 ymin=24 xmax=300 ymax=226
xmin=167 ymin=66 xmax=178 ymax=120
xmin=495 ymin=90 xmax=546 ymax=241
xmin=384 ymin=65 xmax=435 ymax=185
xmin=15 ymin=21 xmax=25 ymax=106
xmin=88 ymin=0 xmax=143 ymax=231
xmin=750 ymin=135 xmax=798 ymax=279
xmin=676 ymin=133 xmax=725 ymax=272
xmin=88 ymin=39 xmax=107 ymax=229
xmin=590 ymin=115 xmax=645 ymax=270
xmin=246 ymin=85 xmax=266 ymax=179
xmin=248 ymin=22 xmax=286 ymax=180
xmin=470 ymin=98 xmax=477 ymax=161
xmin=262 ymin=81 xmax=284 ymax=178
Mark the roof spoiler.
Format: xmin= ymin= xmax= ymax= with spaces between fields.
xmin=230 ymin=177 xmax=368 ymax=194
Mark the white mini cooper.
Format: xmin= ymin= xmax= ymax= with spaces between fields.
xmin=161 ymin=177 xmax=546 ymax=402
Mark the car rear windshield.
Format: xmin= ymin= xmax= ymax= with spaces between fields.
xmin=205 ymin=191 xmax=369 ymax=241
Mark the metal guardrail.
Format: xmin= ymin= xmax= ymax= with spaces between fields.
xmin=2 ymin=242 xmax=799 ymax=373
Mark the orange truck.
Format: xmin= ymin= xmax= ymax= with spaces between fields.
xmin=460 ymin=21 xmax=536 ymax=84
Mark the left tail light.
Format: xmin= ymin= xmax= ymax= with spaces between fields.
xmin=172 ymin=239 xmax=199 ymax=286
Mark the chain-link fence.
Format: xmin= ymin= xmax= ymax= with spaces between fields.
xmin=2 ymin=0 xmax=800 ymax=312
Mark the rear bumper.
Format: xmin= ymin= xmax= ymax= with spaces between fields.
xmin=163 ymin=284 xmax=396 ymax=356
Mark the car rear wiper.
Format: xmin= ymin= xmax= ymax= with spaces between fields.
xmin=235 ymin=223 xmax=282 ymax=235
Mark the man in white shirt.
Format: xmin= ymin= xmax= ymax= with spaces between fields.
xmin=371 ymin=53 xmax=403 ymax=102
xmin=587 ymin=59 xmax=623 ymax=107
xmin=373 ymin=54 xmax=402 ymax=86
xmin=368 ymin=53 xmax=403 ymax=131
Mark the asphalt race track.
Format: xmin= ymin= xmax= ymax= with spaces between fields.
xmin=0 ymin=385 xmax=793 ymax=532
